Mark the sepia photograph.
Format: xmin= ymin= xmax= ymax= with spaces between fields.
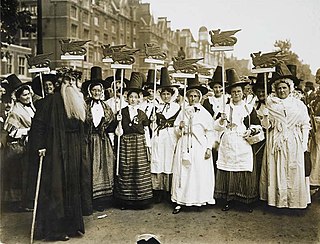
xmin=0 ymin=0 xmax=319 ymax=243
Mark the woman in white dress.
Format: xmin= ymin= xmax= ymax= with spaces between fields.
xmin=260 ymin=64 xmax=311 ymax=209
xmin=171 ymin=75 xmax=215 ymax=214
xmin=151 ymin=67 xmax=180 ymax=203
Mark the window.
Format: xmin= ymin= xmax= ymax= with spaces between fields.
xmin=18 ymin=56 xmax=26 ymax=75
xmin=83 ymin=29 xmax=90 ymax=40
xmin=83 ymin=11 xmax=89 ymax=24
xmin=70 ymin=6 xmax=78 ymax=19
xmin=94 ymin=16 xmax=99 ymax=26
xmin=133 ymin=27 xmax=136 ymax=35
xmin=7 ymin=54 xmax=13 ymax=73
xmin=133 ymin=41 xmax=136 ymax=48
xmin=103 ymin=34 xmax=108 ymax=44
xmin=111 ymin=23 xmax=115 ymax=33
xmin=104 ymin=20 xmax=108 ymax=30
xmin=71 ymin=24 xmax=78 ymax=38
xmin=94 ymin=31 xmax=99 ymax=42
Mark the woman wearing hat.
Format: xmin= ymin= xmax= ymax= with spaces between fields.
xmin=150 ymin=67 xmax=181 ymax=203
xmin=171 ymin=75 xmax=216 ymax=214
xmin=251 ymin=73 xmax=271 ymax=186
xmin=84 ymin=67 xmax=115 ymax=213
xmin=260 ymin=64 xmax=311 ymax=209
xmin=139 ymin=69 xmax=160 ymax=119
xmin=214 ymin=69 xmax=262 ymax=212
xmin=3 ymin=74 xmax=35 ymax=211
xmin=114 ymin=72 xmax=153 ymax=209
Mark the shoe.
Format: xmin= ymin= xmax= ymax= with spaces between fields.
xmin=68 ymin=230 xmax=84 ymax=238
xmin=222 ymin=204 xmax=230 ymax=211
xmin=247 ymin=208 xmax=253 ymax=213
xmin=172 ymin=205 xmax=181 ymax=214
xmin=95 ymin=205 xmax=105 ymax=212
xmin=46 ymin=234 xmax=70 ymax=241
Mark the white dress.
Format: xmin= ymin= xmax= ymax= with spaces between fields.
xmin=260 ymin=96 xmax=311 ymax=208
xmin=151 ymin=102 xmax=180 ymax=174
xmin=171 ymin=104 xmax=216 ymax=206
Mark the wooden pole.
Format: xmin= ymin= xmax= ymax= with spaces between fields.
xmin=179 ymin=77 xmax=188 ymax=188
xmin=39 ymin=72 xmax=45 ymax=98
xmin=221 ymin=51 xmax=226 ymax=113
xmin=116 ymin=69 xmax=124 ymax=176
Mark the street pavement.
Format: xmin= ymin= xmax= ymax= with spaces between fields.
xmin=1 ymin=193 xmax=319 ymax=244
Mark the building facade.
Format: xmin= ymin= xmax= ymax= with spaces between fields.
xmin=11 ymin=0 xmax=247 ymax=84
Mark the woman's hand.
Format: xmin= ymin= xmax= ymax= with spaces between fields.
xmin=179 ymin=121 xmax=186 ymax=130
xmin=204 ymin=148 xmax=211 ymax=159
xmin=243 ymin=129 xmax=251 ymax=139
xmin=116 ymin=114 xmax=122 ymax=121
xmin=219 ymin=113 xmax=227 ymax=125
xmin=115 ymin=125 xmax=123 ymax=136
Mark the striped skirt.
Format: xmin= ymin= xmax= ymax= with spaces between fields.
xmin=215 ymin=155 xmax=259 ymax=204
xmin=114 ymin=134 xmax=153 ymax=203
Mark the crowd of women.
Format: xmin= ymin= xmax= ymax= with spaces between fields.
xmin=0 ymin=63 xmax=319 ymax=241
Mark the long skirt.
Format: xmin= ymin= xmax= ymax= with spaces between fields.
xmin=310 ymin=117 xmax=320 ymax=186
xmin=114 ymin=134 xmax=153 ymax=207
xmin=89 ymin=133 xmax=114 ymax=200
xmin=215 ymin=153 xmax=259 ymax=204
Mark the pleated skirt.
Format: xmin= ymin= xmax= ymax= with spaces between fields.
xmin=114 ymin=133 xmax=153 ymax=206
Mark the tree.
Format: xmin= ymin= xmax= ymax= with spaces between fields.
xmin=274 ymin=39 xmax=313 ymax=81
xmin=0 ymin=0 xmax=36 ymax=44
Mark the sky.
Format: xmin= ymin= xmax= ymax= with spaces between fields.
xmin=142 ymin=0 xmax=320 ymax=74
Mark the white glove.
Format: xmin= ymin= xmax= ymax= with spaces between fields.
xmin=115 ymin=125 xmax=123 ymax=137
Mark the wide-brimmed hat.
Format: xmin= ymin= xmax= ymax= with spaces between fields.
xmin=208 ymin=66 xmax=223 ymax=87
xmin=32 ymin=74 xmax=58 ymax=96
xmin=225 ymin=68 xmax=249 ymax=93
xmin=124 ymin=72 xmax=145 ymax=93
xmin=269 ymin=63 xmax=301 ymax=87
xmin=179 ymin=74 xmax=208 ymax=96
xmin=157 ymin=67 xmax=179 ymax=89
xmin=252 ymin=73 xmax=271 ymax=94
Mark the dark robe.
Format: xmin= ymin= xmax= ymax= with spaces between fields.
xmin=31 ymin=92 xmax=85 ymax=239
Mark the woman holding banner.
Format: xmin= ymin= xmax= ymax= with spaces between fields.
xmin=114 ymin=72 xmax=153 ymax=210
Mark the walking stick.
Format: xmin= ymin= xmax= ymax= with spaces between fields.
xmin=30 ymin=149 xmax=46 ymax=244
xmin=116 ymin=69 xmax=124 ymax=176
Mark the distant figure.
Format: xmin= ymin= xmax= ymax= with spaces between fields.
xmin=177 ymin=47 xmax=186 ymax=60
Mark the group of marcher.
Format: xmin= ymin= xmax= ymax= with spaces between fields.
xmin=0 ymin=64 xmax=319 ymax=242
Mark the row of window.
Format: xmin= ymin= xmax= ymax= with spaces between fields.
xmin=3 ymin=55 xmax=27 ymax=76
